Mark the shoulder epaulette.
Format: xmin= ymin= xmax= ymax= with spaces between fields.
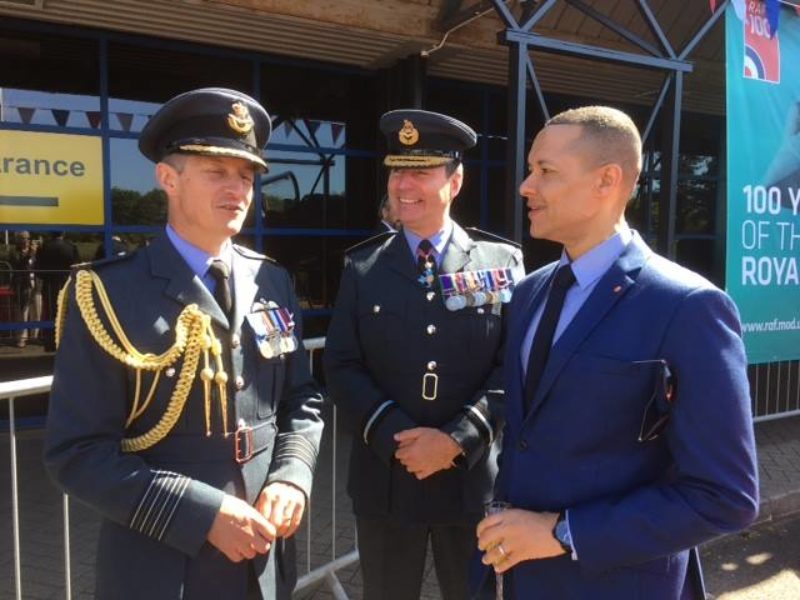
xmin=345 ymin=231 xmax=396 ymax=255
xmin=233 ymin=244 xmax=277 ymax=263
xmin=72 ymin=250 xmax=136 ymax=272
xmin=465 ymin=227 xmax=522 ymax=249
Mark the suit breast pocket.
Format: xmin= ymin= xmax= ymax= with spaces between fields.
xmin=562 ymin=353 xmax=661 ymax=429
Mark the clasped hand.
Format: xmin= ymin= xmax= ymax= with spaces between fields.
xmin=394 ymin=427 xmax=462 ymax=480
xmin=207 ymin=482 xmax=306 ymax=563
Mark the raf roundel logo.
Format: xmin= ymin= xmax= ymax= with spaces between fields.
xmin=227 ymin=101 xmax=254 ymax=135
xmin=399 ymin=119 xmax=419 ymax=146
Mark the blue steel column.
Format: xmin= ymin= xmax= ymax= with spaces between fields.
xmin=505 ymin=41 xmax=527 ymax=243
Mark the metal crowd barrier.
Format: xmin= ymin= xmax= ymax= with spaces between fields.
xmin=0 ymin=336 xmax=359 ymax=600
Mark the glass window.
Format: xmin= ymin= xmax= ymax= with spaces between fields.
xmin=675 ymin=238 xmax=718 ymax=283
xmin=263 ymin=234 xmax=365 ymax=317
xmin=486 ymin=166 xmax=511 ymax=236
xmin=426 ymin=82 xmax=483 ymax=134
xmin=451 ymin=164 xmax=482 ymax=229
xmin=677 ymin=179 xmax=717 ymax=235
xmin=261 ymin=62 xmax=379 ymax=150
xmin=0 ymin=29 xmax=100 ymax=128
xmin=263 ymin=152 xmax=376 ymax=230
xmin=0 ymin=230 xmax=103 ymax=354
xmin=110 ymin=138 xmax=167 ymax=226
xmin=108 ymin=42 xmax=253 ymax=106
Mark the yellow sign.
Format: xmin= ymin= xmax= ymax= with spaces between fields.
xmin=0 ymin=130 xmax=104 ymax=225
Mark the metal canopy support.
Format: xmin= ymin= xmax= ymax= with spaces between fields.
xmin=659 ymin=72 xmax=683 ymax=258
xmin=505 ymin=40 xmax=530 ymax=244
xmin=491 ymin=0 xmax=727 ymax=257
xmin=564 ymin=0 xmax=662 ymax=58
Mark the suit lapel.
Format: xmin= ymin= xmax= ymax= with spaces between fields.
xmin=382 ymin=232 xmax=420 ymax=283
xmin=231 ymin=249 xmax=260 ymax=334
xmin=525 ymin=235 xmax=653 ymax=419
xmin=147 ymin=232 xmax=229 ymax=328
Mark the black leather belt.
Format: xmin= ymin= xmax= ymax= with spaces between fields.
xmin=139 ymin=419 xmax=276 ymax=464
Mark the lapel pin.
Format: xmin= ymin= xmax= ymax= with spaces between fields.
xmin=613 ymin=285 xmax=622 ymax=293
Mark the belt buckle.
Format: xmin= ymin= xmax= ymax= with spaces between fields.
xmin=421 ymin=372 xmax=439 ymax=401
xmin=235 ymin=422 xmax=254 ymax=463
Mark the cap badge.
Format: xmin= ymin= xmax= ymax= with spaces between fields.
xmin=399 ymin=119 xmax=419 ymax=146
xmin=227 ymin=101 xmax=254 ymax=135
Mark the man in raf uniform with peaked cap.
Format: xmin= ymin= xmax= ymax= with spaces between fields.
xmin=45 ymin=88 xmax=323 ymax=599
xmin=324 ymin=109 xmax=525 ymax=599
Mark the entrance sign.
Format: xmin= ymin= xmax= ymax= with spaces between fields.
xmin=0 ymin=130 xmax=104 ymax=225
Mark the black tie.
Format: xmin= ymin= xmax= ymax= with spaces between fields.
xmin=524 ymin=264 xmax=576 ymax=413
xmin=207 ymin=259 xmax=233 ymax=319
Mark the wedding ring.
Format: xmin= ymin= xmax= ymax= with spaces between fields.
xmin=497 ymin=544 xmax=507 ymax=557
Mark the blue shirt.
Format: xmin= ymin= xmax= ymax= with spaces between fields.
xmin=165 ymin=225 xmax=233 ymax=294
xmin=402 ymin=220 xmax=454 ymax=269
xmin=521 ymin=228 xmax=633 ymax=372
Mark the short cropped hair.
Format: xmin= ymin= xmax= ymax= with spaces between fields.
xmin=444 ymin=159 xmax=461 ymax=178
xmin=546 ymin=106 xmax=642 ymax=186
xmin=161 ymin=153 xmax=189 ymax=173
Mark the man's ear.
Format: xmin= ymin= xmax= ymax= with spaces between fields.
xmin=155 ymin=162 xmax=179 ymax=194
xmin=449 ymin=164 xmax=464 ymax=199
xmin=595 ymin=163 xmax=624 ymax=198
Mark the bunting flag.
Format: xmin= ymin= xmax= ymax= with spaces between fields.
xmin=86 ymin=111 xmax=102 ymax=129
xmin=52 ymin=109 xmax=69 ymax=127
xmin=116 ymin=112 xmax=133 ymax=132
xmin=305 ymin=119 xmax=321 ymax=139
xmin=283 ymin=119 xmax=296 ymax=141
xmin=17 ymin=107 xmax=35 ymax=125
xmin=331 ymin=122 xmax=344 ymax=146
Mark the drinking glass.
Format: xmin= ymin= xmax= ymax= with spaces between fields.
xmin=484 ymin=500 xmax=511 ymax=600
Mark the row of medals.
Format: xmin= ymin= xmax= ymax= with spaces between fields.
xmin=439 ymin=268 xmax=516 ymax=311
xmin=248 ymin=305 xmax=299 ymax=359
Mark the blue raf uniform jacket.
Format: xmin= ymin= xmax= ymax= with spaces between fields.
xmin=481 ymin=233 xmax=758 ymax=599
xmin=44 ymin=232 xmax=323 ymax=600
xmin=325 ymin=223 xmax=524 ymax=524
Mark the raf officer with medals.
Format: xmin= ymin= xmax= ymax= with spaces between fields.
xmin=324 ymin=109 xmax=525 ymax=599
xmin=45 ymin=88 xmax=323 ymax=599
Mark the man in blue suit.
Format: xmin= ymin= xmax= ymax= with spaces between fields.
xmin=475 ymin=106 xmax=758 ymax=599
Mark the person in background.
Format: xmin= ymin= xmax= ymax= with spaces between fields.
xmin=36 ymin=231 xmax=80 ymax=352
xmin=377 ymin=193 xmax=401 ymax=232
xmin=94 ymin=234 xmax=129 ymax=260
xmin=10 ymin=231 xmax=35 ymax=348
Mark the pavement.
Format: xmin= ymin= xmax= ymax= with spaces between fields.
xmin=0 ymin=407 xmax=798 ymax=599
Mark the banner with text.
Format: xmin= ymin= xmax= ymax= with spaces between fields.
xmin=725 ymin=3 xmax=800 ymax=364
xmin=0 ymin=130 xmax=104 ymax=225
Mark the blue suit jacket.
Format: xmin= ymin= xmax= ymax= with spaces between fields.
xmin=481 ymin=234 xmax=758 ymax=599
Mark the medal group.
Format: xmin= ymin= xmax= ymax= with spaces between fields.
xmin=439 ymin=268 xmax=517 ymax=311
xmin=246 ymin=300 xmax=298 ymax=359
